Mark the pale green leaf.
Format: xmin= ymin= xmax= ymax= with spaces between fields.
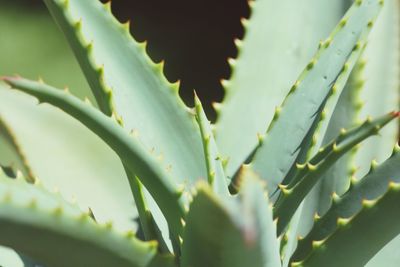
xmin=215 ymin=0 xmax=345 ymax=178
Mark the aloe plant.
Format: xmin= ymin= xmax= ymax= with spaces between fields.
xmin=0 ymin=0 xmax=399 ymax=266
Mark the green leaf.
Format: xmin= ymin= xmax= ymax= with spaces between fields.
xmin=0 ymin=246 xmax=24 ymax=267
xmin=0 ymin=83 xmax=136 ymax=232
xmin=214 ymin=0 xmax=345 ymax=178
xmin=366 ymin=237 xmax=400 ymax=267
xmin=296 ymin=59 xmax=365 ymax=237
xmin=0 ymin=2 xmax=90 ymax=100
xmin=274 ymin=112 xmax=398 ymax=235
xmin=43 ymin=0 xmax=206 ymax=186
xmin=292 ymin=144 xmax=400 ymax=264
xmin=354 ymin=0 xmax=400 ymax=177
xmin=2 ymin=77 xmax=184 ymax=239
xmin=181 ymin=169 xmax=281 ymax=267
xmin=194 ymin=94 xmax=229 ymax=196
xmin=292 ymin=183 xmax=400 ymax=267
xmin=0 ymin=168 xmax=173 ymax=267
xmin=355 ymin=1 xmax=400 ymax=265
xmin=247 ymin=0 xmax=383 ymax=195
xmin=0 ymin=116 xmax=35 ymax=183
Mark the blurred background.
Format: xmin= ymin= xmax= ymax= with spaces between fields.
xmin=0 ymin=0 xmax=250 ymax=119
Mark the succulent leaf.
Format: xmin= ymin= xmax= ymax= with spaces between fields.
xmin=292 ymin=144 xmax=400 ymax=263
xmin=354 ymin=0 xmax=400 ymax=177
xmin=0 ymin=116 xmax=35 ymax=183
xmin=0 ymin=246 xmax=24 ymax=267
xmin=194 ymin=94 xmax=229 ymax=196
xmin=215 ymin=0 xmax=346 ymax=179
xmin=274 ymin=112 xmax=398 ymax=235
xmin=2 ymin=77 xmax=184 ymax=240
xmin=0 ymin=167 xmax=174 ymax=267
xmin=296 ymin=59 xmax=365 ymax=238
xmin=247 ymin=0 xmax=383 ymax=195
xmin=0 ymin=83 xmax=136 ymax=231
xmin=292 ymin=183 xmax=400 ymax=267
xmin=181 ymin=170 xmax=281 ymax=267
xmin=42 ymin=0 xmax=207 ymax=188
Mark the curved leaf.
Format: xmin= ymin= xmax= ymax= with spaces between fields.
xmin=354 ymin=0 xmax=400 ymax=177
xmin=248 ymin=0 xmax=383 ymax=194
xmin=194 ymin=95 xmax=229 ymax=196
xmin=0 ymin=168 xmax=172 ymax=267
xmin=0 ymin=83 xmax=136 ymax=231
xmin=274 ymin=112 xmax=398 ymax=235
xmin=293 ymin=184 xmax=400 ymax=267
xmin=181 ymin=171 xmax=281 ymax=267
xmin=292 ymin=144 xmax=400 ymax=263
xmin=2 ymin=77 xmax=184 ymax=239
xmin=214 ymin=0 xmax=345 ymax=178
xmin=43 ymin=0 xmax=206 ymax=186
xmin=0 ymin=116 xmax=35 ymax=183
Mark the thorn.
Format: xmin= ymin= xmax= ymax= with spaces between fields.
xmin=306 ymin=59 xmax=316 ymax=70
xmin=125 ymin=230 xmax=135 ymax=239
xmin=337 ymin=217 xmax=351 ymax=227
xmin=257 ymin=133 xmax=265 ymax=145
xmin=350 ymin=175 xmax=358 ymax=188
xmin=312 ymin=239 xmax=325 ymax=249
xmin=296 ymin=163 xmax=306 ymax=170
xmin=333 ymin=142 xmax=339 ymax=152
xmin=104 ymin=221 xmax=113 ymax=229
xmin=171 ymin=80 xmax=180 ymax=92
xmin=323 ymin=37 xmax=332 ymax=49
xmin=331 ymin=84 xmax=338 ymax=94
xmin=62 ymin=0 xmax=69 ymax=8
xmin=220 ymin=79 xmax=230 ymax=88
xmin=87 ymin=208 xmax=96 ymax=221
xmin=227 ymin=57 xmax=236 ymax=68
xmin=388 ymin=181 xmax=400 ymax=191
xmin=2 ymin=191 xmax=11 ymax=202
xmin=307 ymin=163 xmax=317 ymax=171
xmin=15 ymin=170 xmax=24 ymax=180
xmin=339 ymin=18 xmax=348 ymax=28
xmin=103 ymin=1 xmax=112 ymax=11
xmin=370 ymin=160 xmax=379 ymax=170
xmin=122 ymin=20 xmax=131 ymax=31
xmin=212 ymin=102 xmax=222 ymax=112
xmin=77 ymin=212 xmax=89 ymax=221
xmin=332 ymin=192 xmax=340 ymax=203
xmin=74 ymin=19 xmax=82 ymax=30
xmin=391 ymin=111 xmax=400 ymax=118
xmin=273 ymin=106 xmax=282 ymax=119
xmin=27 ymin=198 xmax=37 ymax=208
xmin=290 ymin=80 xmax=300 ymax=93
xmin=240 ymin=17 xmax=249 ymax=27
xmin=362 ymin=199 xmax=377 ymax=208
xmin=234 ymin=38 xmax=243 ymax=48
xmin=84 ymin=97 xmax=92 ymax=105
xmin=52 ymin=205 xmax=63 ymax=216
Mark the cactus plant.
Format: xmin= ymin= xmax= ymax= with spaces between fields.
xmin=0 ymin=0 xmax=399 ymax=266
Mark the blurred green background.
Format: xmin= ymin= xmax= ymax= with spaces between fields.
xmin=0 ymin=0 xmax=91 ymax=99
